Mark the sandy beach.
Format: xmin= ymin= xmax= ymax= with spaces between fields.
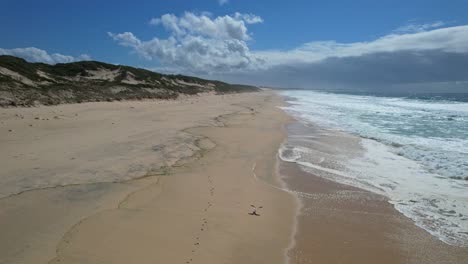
xmin=0 ymin=91 xmax=295 ymax=264
xmin=1 ymin=91 xmax=467 ymax=264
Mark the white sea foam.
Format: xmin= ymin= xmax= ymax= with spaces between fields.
xmin=279 ymin=90 xmax=468 ymax=247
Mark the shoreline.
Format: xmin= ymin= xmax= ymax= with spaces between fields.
xmin=278 ymin=115 xmax=468 ymax=263
xmin=279 ymin=89 xmax=468 ymax=249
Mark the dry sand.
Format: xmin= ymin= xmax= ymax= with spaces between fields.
xmin=0 ymin=92 xmax=296 ymax=264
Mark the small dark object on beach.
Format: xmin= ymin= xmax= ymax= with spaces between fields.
xmin=249 ymin=204 xmax=263 ymax=216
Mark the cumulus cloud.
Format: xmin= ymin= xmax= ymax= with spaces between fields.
xmin=148 ymin=12 xmax=262 ymax=40
xmin=107 ymin=32 xmax=141 ymax=48
xmin=234 ymin=13 xmax=263 ymax=24
xmin=0 ymin=47 xmax=91 ymax=64
xmin=110 ymin=12 xmax=264 ymax=73
xmin=111 ymin=14 xmax=468 ymax=92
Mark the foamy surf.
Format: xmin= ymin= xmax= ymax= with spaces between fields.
xmin=279 ymin=89 xmax=468 ymax=247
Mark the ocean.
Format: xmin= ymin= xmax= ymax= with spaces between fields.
xmin=278 ymin=89 xmax=468 ymax=247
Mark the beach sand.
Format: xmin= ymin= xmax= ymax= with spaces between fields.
xmin=1 ymin=91 xmax=467 ymax=264
xmin=0 ymin=92 xmax=295 ymax=264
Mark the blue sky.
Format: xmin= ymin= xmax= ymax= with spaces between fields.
xmin=2 ymin=0 xmax=468 ymax=90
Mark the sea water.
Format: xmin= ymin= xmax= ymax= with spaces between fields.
xmin=279 ymin=89 xmax=468 ymax=247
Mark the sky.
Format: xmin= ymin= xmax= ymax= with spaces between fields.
xmin=2 ymin=0 xmax=468 ymax=92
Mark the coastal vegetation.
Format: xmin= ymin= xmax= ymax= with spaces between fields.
xmin=0 ymin=55 xmax=258 ymax=107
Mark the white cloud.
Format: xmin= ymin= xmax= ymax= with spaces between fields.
xmin=393 ymin=21 xmax=446 ymax=34
xmin=0 ymin=47 xmax=91 ymax=64
xmin=218 ymin=0 xmax=229 ymax=6
xmin=110 ymin=12 xmax=264 ymax=73
xmin=148 ymin=12 xmax=262 ymax=40
xmin=254 ymin=25 xmax=468 ymax=67
xmin=208 ymin=24 xmax=468 ymax=91
xmin=234 ymin=13 xmax=263 ymax=24
xmin=111 ymin=13 xmax=468 ymax=79
xmin=107 ymin=32 xmax=141 ymax=48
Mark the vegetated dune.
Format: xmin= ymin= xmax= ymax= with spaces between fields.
xmin=0 ymin=55 xmax=259 ymax=107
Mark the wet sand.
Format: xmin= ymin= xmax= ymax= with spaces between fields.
xmin=281 ymin=122 xmax=468 ymax=264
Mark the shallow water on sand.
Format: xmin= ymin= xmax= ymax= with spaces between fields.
xmin=279 ymin=90 xmax=468 ymax=247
